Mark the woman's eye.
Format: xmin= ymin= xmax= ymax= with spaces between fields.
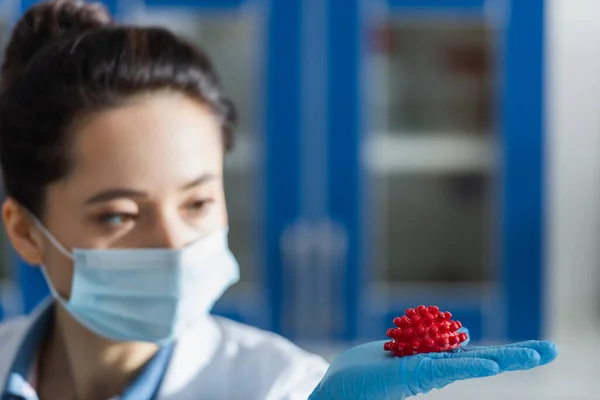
xmin=97 ymin=213 xmax=137 ymax=226
xmin=186 ymin=199 xmax=213 ymax=212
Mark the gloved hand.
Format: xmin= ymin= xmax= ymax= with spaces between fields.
xmin=308 ymin=330 xmax=558 ymax=400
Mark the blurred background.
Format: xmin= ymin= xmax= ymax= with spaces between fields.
xmin=0 ymin=0 xmax=597 ymax=398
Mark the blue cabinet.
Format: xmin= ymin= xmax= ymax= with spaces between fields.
xmin=4 ymin=0 xmax=545 ymax=345
xmin=326 ymin=0 xmax=545 ymax=343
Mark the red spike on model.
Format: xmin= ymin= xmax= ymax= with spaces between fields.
xmin=384 ymin=306 xmax=468 ymax=357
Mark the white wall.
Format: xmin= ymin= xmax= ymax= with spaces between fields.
xmin=546 ymin=0 xmax=600 ymax=339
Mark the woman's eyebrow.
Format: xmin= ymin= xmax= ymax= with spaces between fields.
xmin=84 ymin=189 xmax=148 ymax=205
xmin=179 ymin=173 xmax=219 ymax=190
xmin=83 ymin=174 xmax=220 ymax=205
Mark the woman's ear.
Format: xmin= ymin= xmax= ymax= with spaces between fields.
xmin=2 ymin=198 xmax=44 ymax=265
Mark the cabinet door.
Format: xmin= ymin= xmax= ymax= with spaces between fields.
xmin=328 ymin=0 xmax=545 ymax=342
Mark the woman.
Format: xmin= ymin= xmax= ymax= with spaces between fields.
xmin=0 ymin=1 xmax=557 ymax=399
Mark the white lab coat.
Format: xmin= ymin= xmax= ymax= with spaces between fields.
xmin=0 ymin=299 xmax=330 ymax=399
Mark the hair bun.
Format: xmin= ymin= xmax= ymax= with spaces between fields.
xmin=1 ymin=0 xmax=112 ymax=88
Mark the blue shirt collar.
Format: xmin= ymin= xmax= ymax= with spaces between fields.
xmin=3 ymin=301 xmax=174 ymax=400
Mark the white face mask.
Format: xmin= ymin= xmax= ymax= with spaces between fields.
xmin=33 ymin=218 xmax=239 ymax=344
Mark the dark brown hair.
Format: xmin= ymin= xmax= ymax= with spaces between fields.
xmin=0 ymin=0 xmax=237 ymax=217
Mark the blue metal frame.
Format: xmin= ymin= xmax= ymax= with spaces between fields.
xmin=328 ymin=0 xmax=545 ymax=343
xmin=263 ymin=0 xmax=303 ymax=334
xmin=21 ymin=0 xmax=247 ymax=13
xmin=14 ymin=259 xmax=47 ymax=315
xmin=387 ymin=0 xmax=485 ymax=9
xmin=143 ymin=0 xmax=247 ymax=9
xmin=21 ymin=0 xmax=119 ymax=13
xmin=327 ymin=0 xmax=362 ymax=342
xmin=501 ymin=0 xmax=545 ymax=341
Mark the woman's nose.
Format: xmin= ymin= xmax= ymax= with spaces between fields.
xmin=146 ymin=212 xmax=193 ymax=249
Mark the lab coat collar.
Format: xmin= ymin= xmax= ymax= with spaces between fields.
xmin=0 ymin=296 xmax=53 ymax=393
xmin=0 ymin=297 xmax=223 ymax=399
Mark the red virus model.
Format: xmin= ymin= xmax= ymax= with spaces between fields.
xmin=383 ymin=305 xmax=468 ymax=357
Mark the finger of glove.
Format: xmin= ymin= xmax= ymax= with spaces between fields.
xmin=457 ymin=340 xmax=558 ymax=366
xmin=438 ymin=347 xmax=541 ymax=372
xmin=410 ymin=357 xmax=500 ymax=394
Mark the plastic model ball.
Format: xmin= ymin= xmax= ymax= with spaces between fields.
xmin=383 ymin=305 xmax=468 ymax=357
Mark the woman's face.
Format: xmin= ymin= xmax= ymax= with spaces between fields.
xmin=5 ymin=92 xmax=228 ymax=298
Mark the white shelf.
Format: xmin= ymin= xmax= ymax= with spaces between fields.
xmin=362 ymin=133 xmax=496 ymax=174
xmin=228 ymin=133 xmax=495 ymax=173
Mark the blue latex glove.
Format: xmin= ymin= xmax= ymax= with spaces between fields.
xmin=308 ymin=329 xmax=558 ymax=400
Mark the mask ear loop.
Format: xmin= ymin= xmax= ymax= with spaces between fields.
xmin=25 ymin=211 xmax=74 ymax=261
xmin=24 ymin=211 xmax=73 ymax=303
